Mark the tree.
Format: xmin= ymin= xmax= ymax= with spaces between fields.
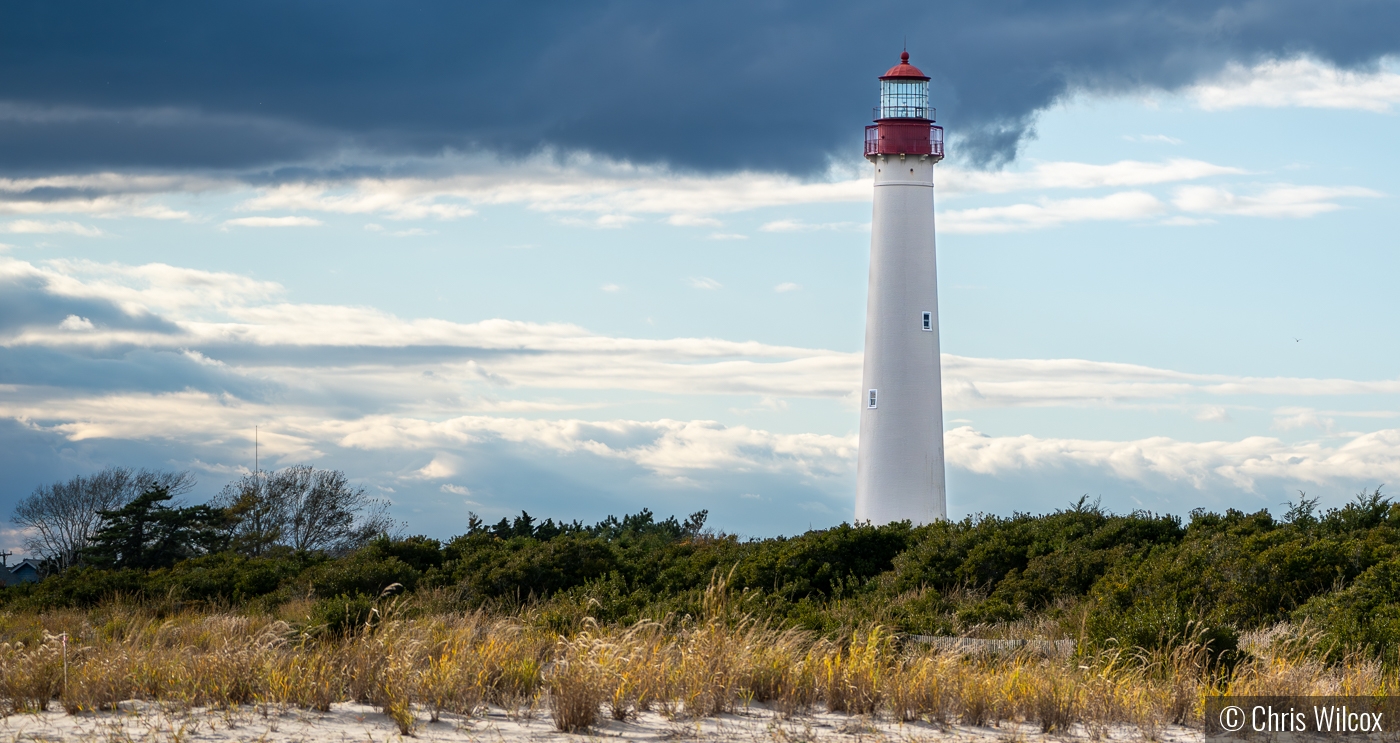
xmin=683 ymin=510 xmax=709 ymax=537
xmin=83 ymin=486 xmax=229 ymax=570
xmin=11 ymin=467 xmax=194 ymax=571
xmin=217 ymin=475 xmax=288 ymax=557
xmin=215 ymin=465 xmax=395 ymax=555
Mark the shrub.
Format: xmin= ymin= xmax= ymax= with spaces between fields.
xmin=308 ymin=593 xmax=378 ymax=635
xmin=304 ymin=553 xmax=421 ymax=598
xmin=1294 ymin=555 xmax=1400 ymax=661
xmin=366 ymin=535 xmax=443 ymax=572
xmin=150 ymin=551 xmax=307 ymax=603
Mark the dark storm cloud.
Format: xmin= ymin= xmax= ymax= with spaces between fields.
xmin=1 ymin=1 xmax=1397 ymax=175
xmin=0 ymin=104 xmax=341 ymax=172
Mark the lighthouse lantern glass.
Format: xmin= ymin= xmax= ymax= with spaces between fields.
xmin=880 ymin=79 xmax=929 ymax=119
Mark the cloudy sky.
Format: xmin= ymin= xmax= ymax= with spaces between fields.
xmin=4 ymin=1 xmax=1400 ymax=546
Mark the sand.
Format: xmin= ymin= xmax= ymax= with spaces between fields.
xmin=0 ymin=701 xmax=1202 ymax=743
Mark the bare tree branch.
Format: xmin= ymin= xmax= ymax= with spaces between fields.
xmin=216 ymin=465 xmax=395 ymax=555
xmin=11 ymin=467 xmax=194 ymax=571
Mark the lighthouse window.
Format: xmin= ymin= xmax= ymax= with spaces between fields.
xmin=922 ymin=312 xmax=933 ymax=331
xmin=868 ymin=389 xmax=878 ymax=409
xmin=880 ymin=79 xmax=929 ymax=119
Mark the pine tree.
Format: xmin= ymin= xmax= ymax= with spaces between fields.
xmin=83 ymin=486 xmax=230 ymax=569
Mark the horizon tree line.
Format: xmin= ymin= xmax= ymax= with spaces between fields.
xmin=8 ymin=465 xmax=395 ymax=572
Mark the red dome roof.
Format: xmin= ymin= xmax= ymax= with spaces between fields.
xmin=879 ymin=51 xmax=929 ymax=80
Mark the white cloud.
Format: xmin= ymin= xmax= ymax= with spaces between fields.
xmin=1173 ymin=184 xmax=1382 ymax=218
xmin=12 ymin=257 xmax=1400 ymax=413
xmin=939 ymin=165 xmax=1365 ymax=234
xmin=221 ymin=216 xmax=324 ymax=228
xmin=0 ymin=145 xmax=1279 ymax=249
xmin=0 ymin=525 xmax=36 ymax=558
xmin=9 ymin=375 xmax=1400 ymax=494
xmin=236 ymin=155 xmax=869 ymax=224
xmin=757 ymin=396 xmax=788 ymax=411
xmin=0 ymin=154 xmax=1255 ymax=231
xmin=946 ymin=425 xmax=1400 ymax=491
xmin=440 ymin=483 xmax=472 ymax=496
xmin=940 ymin=191 xmax=1165 ymax=234
xmin=667 ymin=214 xmax=722 ymax=227
xmin=0 ymin=172 xmax=218 ymax=195
xmin=468 ymin=398 xmax=607 ymax=413
xmin=939 ymin=354 xmax=1400 ymax=410
xmin=1196 ymin=406 xmax=1231 ymax=423
xmin=237 ymin=181 xmax=476 ymax=221
xmin=2 ymin=257 xmax=862 ymax=398
xmin=58 ymin=315 xmax=94 ymax=331
xmin=6 ymin=257 xmax=282 ymax=319
xmin=600 ymin=283 xmax=622 ymax=293
xmin=0 ymin=219 xmax=104 ymax=236
xmin=774 ymin=282 xmax=801 ymax=293
xmin=129 ymin=204 xmax=195 ymax=221
xmin=0 ymin=199 xmax=193 ymax=221
xmin=328 ymin=414 xmax=857 ymax=479
xmin=730 ymin=395 xmax=790 ymax=415
xmin=414 ymin=456 xmax=458 ymax=479
xmin=687 ymin=276 xmax=723 ymax=290
xmin=1191 ymin=56 xmax=1400 ymax=112
xmin=1272 ymin=408 xmax=1335 ymax=432
xmin=12 ymin=255 xmax=1400 ymax=507
xmin=0 ymin=384 xmax=856 ymax=481
xmin=0 ymin=173 xmax=215 ymax=219
xmin=941 ymin=159 xmax=1240 ymax=195
xmin=760 ymin=219 xmax=868 ymax=233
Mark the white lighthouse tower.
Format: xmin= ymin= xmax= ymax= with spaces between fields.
xmin=854 ymin=52 xmax=947 ymax=525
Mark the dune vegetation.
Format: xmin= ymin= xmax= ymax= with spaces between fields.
xmin=7 ymin=482 xmax=1400 ymax=733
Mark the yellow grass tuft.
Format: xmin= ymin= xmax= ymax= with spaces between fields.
xmin=4 ymin=600 xmax=1400 ymax=734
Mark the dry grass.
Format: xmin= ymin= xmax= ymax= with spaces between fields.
xmin=2 ymin=597 xmax=1397 ymax=734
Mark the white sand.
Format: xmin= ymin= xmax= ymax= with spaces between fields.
xmin=0 ymin=701 xmax=1202 ymax=743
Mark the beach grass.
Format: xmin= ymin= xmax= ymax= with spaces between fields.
xmin=3 ymin=583 xmax=1393 ymax=735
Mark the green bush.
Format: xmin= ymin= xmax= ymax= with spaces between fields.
xmin=3 ymin=566 xmax=146 ymax=609
xmin=957 ymin=597 xmax=1023 ymax=625
xmin=14 ymin=496 xmax=1400 ymax=660
xmin=736 ymin=521 xmax=912 ymax=601
xmin=1294 ymin=555 xmax=1400 ymax=661
xmin=364 ymin=535 xmax=443 ymax=572
xmin=443 ymin=533 xmax=620 ymax=603
xmin=149 ymin=551 xmax=311 ymax=603
xmin=303 ymin=553 xmax=421 ymax=597
xmin=891 ymin=505 xmax=1183 ymax=604
xmin=307 ymin=593 xmax=379 ymax=635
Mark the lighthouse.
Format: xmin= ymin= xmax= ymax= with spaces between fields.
xmin=854 ymin=52 xmax=947 ymax=525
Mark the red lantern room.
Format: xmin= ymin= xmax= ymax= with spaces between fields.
xmin=864 ymin=52 xmax=944 ymax=161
